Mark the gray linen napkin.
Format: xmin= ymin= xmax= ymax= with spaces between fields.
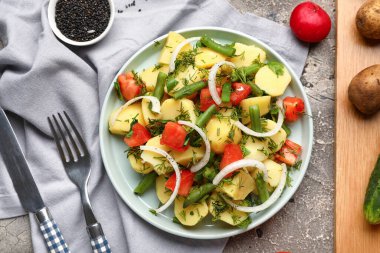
xmin=0 ymin=0 xmax=309 ymax=252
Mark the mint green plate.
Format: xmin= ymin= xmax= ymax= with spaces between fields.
xmin=99 ymin=27 xmax=313 ymax=239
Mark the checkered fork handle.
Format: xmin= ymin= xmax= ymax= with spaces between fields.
xmin=91 ymin=235 xmax=111 ymax=253
xmin=39 ymin=218 xmax=70 ymax=253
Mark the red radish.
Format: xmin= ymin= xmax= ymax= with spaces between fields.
xmin=290 ymin=1 xmax=331 ymax=43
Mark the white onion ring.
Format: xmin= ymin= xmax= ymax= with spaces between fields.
xmin=110 ymin=96 xmax=161 ymax=126
xmin=169 ymin=37 xmax=201 ymax=72
xmin=221 ymin=163 xmax=287 ymax=213
xmin=234 ymin=99 xmax=284 ymax=137
xmin=212 ymin=159 xmax=268 ymax=185
xmin=178 ymin=120 xmax=210 ymax=173
xmin=208 ymin=61 xmax=236 ymax=105
xmin=140 ymin=146 xmax=180 ymax=213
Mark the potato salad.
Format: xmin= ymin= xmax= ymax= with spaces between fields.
xmin=108 ymin=32 xmax=305 ymax=228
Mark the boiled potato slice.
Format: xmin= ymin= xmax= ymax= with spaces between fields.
xmin=263 ymin=159 xmax=283 ymax=188
xmin=141 ymin=97 xmax=161 ymax=125
xmin=244 ymin=136 xmax=269 ymax=162
xmin=205 ymin=117 xmax=242 ymax=154
xmin=140 ymin=135 xmax=204 ymax=172
xmin=208 ymin=192 xmax=249 ymax=226
xmin=174 ymin=197 xmax=209 ymax=226
xmin=171 ymin=145 xmax=205 ymax=167
xmin=140 ymin=136 xmax=172 ymax=175
xmin=140 ymin=65 xmax=169 ymax=92
xmin=219 ymin=170 xmax=254 ymax=200
xmin=159 ymin=32 xmax=192 ymax=65
xmin=128 ymin=154 xmax=153 ymax=174
xmin=160 ymin=98 xmax=197 ymax=123
xmin=264 ymin=119 xmax=287 ymax=153
xmin=165 ymin=65 xmax=207 ymax=96
xmin=255 ymin=65 xmax=291 ymax=96
xmin=195 ymin=47 xmax=226 ymax=69
xmin=156 ymin=175 xmax=171 ymax=204
xmin=240 ymin=96 xmax=271 ymax=124
xmin=108 ymin=103 xmax=145 ymax=135
xmin=229 ymin=43 xmax=266 ymax=68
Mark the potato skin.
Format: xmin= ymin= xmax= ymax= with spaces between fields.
xmin=356 ymin=0 xmax=380 ymax=40
xmin=348 ymin=64 xmax=380 ymax=115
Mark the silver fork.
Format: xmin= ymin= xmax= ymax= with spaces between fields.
xmin=48 ymin=112 xmax=112 ymax=253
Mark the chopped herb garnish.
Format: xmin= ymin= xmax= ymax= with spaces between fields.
xmin=153 ymin=41 xmax=161 ymax=47
xmin=267 ymin=61 xmax=285 ymax=77
xmin=241 ymin=145 xmax=251 ymax=157
xmin=172 ymin=216 xmax=181 ymax=224
xmin=114 ymin=81 xmax=124 ymax=101
xmin=153 ymin=63 xmax=163 ymax=71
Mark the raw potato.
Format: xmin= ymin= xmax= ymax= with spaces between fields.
xmin=356 ymin=0 xmax=380 ymax=40
xmin=141 ymin=97 xmax=161 ymax=125
xmin=229 ymin=43 xmax=266 ymax=67
xmin=140 ymin=65 xmax=169 ymax=92
xmin=165 ymin=65 xmax=207 ymax=96
xmin=108 ymin=103 xmax=145 ymax=135
xmin=219 ymin=170 xmax=254 ymax=200
xmin=255 ymin=65 xmax=291 ymax=96
xmin=156 ymin=175 xmax=171 ymax=204
xmin=160 ymin=98 xmax=198 ymax=123
xmin=205 ymin=117 xmax=242 ymax=154
xmin=244 ymin=137 xmax=269 ymax=162
xmin=140 ymin=135 xmax=205 ymax=174
xmin=263 ymin=159 xmax=283 ymax=188
xmin=174 ymin=197 xmax=208 ymax=226
xmin=240 ymin=96 xmax=271 ymax=124
xmin=159 ymin=32 xmax=192 ymax=64
xmin=208 ymin=192 xmax=249 ymax=226
xmin=195 ymin=47 xmax=226 ymax=69
xmin=128 ymin=155 xmax=154 ymax=174
xmin=348 ymin=64 xmax=380 ymax=115
xmin=264 ymin=119 xmax=287 ymax=153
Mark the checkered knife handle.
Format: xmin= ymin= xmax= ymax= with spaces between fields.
xmin=91 ymin=235 xmax=111 ymax=253
xmin=36 ymin=207 xmax=70 ymax=253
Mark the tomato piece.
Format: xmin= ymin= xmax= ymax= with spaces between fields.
xmin=160 ymin=122 xmax=189 ymax=152
xmin=283 ymin=96 xmax=305 ymax=122
xmin=123 ymin=123 xmax=151 ymax=147
xmin=118 ymin=72 xmax=142 ymax=101
xmin=230 ymin=82 xmax=252 ymax=106
xmin=285 ymin=139 xmax=302 ymax=155
xmin=199 ymin=87 xmax=222 ymax=112
xmin=220 ymin=144 xmax=243 ymax=177
xmin=165 ymin=170 xmax=195 ymax=196
xmin=275 ymin=146 xmax=297 ymax=166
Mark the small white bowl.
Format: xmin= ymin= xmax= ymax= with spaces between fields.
xmin=47 ymin=0 xmax=115 ymax=46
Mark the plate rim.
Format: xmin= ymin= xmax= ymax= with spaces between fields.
xmin=99 ymin=26 xmax=314 ymax=239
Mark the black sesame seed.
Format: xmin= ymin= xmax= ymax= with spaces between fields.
xmin=138 ymin=9 xmax=141 ymax=12
xmin=55 ymin=0 xmax=110 ymax=42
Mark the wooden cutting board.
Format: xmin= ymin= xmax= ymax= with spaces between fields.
xmin=336 ymin=0 xmax=380 ymax=252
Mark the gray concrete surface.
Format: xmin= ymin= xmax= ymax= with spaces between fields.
xmin=0 ymin=0 xmax=335 ymax=252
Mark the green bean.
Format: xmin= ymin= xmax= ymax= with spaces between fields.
xmin=196 ymin=104 xmax=217 ymax=128
xmin=134 ymin=173 xmax=158 ymax=195
xmin=200 ymin=35 xmax=236 ymax=57
xmin=231 ymin=63 xmax=262 ymax=82
xmin=282 ymin=123 xmax=291 ymax=136
xmin=195 ymin=40 xmax=204 ymax=48
xmin=249 ymin=105 xmax=262 ymax=132
xmin=221 ymin=83 xmax=231 ymax=103
xmin=153 ymin=72 xmax=167 ymax=101
xmin=255 ymin=173 xmax=269 ymax=203
xmin=166 ymin=78 xmax=178 ymax=92
xmin=183 ymin=183 xmax=216 ymax=208
xmin=172 ymin=80 xmax=206 ymax=99
xmin=247 ymin=81 xmax=264 ymax=97
xmin=203 ymin=166 xmax=217 ymax=181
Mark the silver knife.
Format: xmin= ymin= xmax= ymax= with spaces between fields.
xmin=0 ymin=107 xmax=70 ymax=253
